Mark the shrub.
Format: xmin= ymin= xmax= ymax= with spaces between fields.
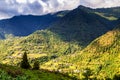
xmin=7 ymin=69 xmax=23 ymax=77
xmin=33 ymin=61 xmax=39 ymax=70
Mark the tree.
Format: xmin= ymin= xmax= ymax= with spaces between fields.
xmin=20 ymin=52 xmax=31 ymax=69
xmin=33 ymin=61 xmax=39 ymax=70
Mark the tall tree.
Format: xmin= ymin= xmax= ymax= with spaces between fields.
xmin=20 ymin=52 xmax=31 ymax=69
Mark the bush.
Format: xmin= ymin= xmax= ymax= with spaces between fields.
xmin=33 ymin=61 xmax=39 ymax=70
xmin=7 ymin=69 xmax=23 ymax=77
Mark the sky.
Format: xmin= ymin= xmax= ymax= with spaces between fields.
xmin=0 ymin=0 xmax=120 ymax=20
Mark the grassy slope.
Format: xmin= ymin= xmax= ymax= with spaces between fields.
xmin=0 ymin=64 xmax=73 ymax=80
xmin=94 ymin=12 xmax=118 ymax=20
xmin=42 ymin=26 xmax=120 ymax=79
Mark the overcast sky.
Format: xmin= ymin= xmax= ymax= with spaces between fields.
xmin=0 ymin=0 xmax=120 ymax=20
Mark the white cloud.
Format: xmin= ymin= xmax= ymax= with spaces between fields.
xmin=0 ymin=0 xmax=120 ymax=20
xmin=0 ymin=0 xmax=80 ymax=20
xmin=81 ymin=0 xmax=120 ymax=8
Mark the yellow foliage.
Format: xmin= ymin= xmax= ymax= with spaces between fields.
xmin=98 ymin=31 xmax=116 ymax=47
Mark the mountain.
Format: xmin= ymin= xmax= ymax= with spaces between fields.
xmin=0 ymin=5 xmax=119 ymax=66
xmin=78 ymin=5 xmax=120 ymax=20
xmin=0 ymin=5 xmax=119 ymax=39
xmin=49 ymin=5 xmax=114 ymax=47
xmin=0 ymin=5 xmax=120 ymax=80
xmin=0 ymin=14 xmax=61 ymax=39
xmin=95 ymin=6 xmax=120 ymax=20
xmin=42 ymin=23 xmax=120 ymax=79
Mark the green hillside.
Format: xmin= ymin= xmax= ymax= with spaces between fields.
xmin=0 ymin=5 xmax=120 ymax=80
xmin=0 ymin=64 xmax=73 ymax=80
xmin=0 ymin=6 xmax=112 ymax=66
xmin=0 ymin=30 xmax=78 ymax=80
xmin=0 ymin=30 xmax=79 ymax=66
xmin=42 ymin=25 xmax=120 ymax=79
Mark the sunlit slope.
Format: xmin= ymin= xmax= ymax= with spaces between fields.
xmin=42 ymin=25 xmax=120 ymax=79
xmin=0 ymin=30 xmax=79 ymax=65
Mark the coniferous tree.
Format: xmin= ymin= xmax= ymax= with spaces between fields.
xmin=20 ymin=52 xmax=31 ymax=69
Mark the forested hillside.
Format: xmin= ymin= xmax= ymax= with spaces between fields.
xmin=49 ymin=6 xmax=113 ymax=47
xmin=0 ymin=14 xmax=61 ymax=39
xmin=42 ymin=24 xmax=120 ymax=79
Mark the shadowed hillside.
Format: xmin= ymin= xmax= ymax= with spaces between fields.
xmin=95 ymin=6 xmax=120 ymax=20
xmin=49 ymin=6 xmax=113 ymax=47
xmin=78 ymin=5 xmax=120 ymax=20
xmin=0 ymin=14 xmax=60 ymax=39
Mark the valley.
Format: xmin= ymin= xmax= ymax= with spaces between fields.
xmin=0 ymin=5 xmax=120 ymax=80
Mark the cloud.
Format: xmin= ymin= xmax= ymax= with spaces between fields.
xmin=0 ymin=0 xmax=120 ymax=20
xmin=81 ymin=0 xmax=120 ymax=8
xmin=0 ymin=0 xmax=80 ymax=20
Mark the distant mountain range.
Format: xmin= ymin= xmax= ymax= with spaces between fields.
xmin=49 ymin=5 xmax=119 ymax=46
xmin=78 ymin=5 xmax=120 ymax=20
xmin=0 ymin=5 xmax=120 ymax=39
xmin=0 ymin=5 xmax=120 ymax=79
xmin=0 ymin=14 xmax=61 ymax=39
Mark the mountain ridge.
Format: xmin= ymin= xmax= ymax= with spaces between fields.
xmin=48 ymin=5 xmax=115 ymax=47
xmin=0 ymin=14 xmax=61 ymax=39
xmin=0 ymin=5 xmax=120 ymax=39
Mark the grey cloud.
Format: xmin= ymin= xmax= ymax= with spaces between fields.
xmin=41 ymin=0 xmax=48 ymax=2
xmin=1 ymin=0 xmax=120 ymax=20
xmin=0 ymin=0 xmax=80 ymax=20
